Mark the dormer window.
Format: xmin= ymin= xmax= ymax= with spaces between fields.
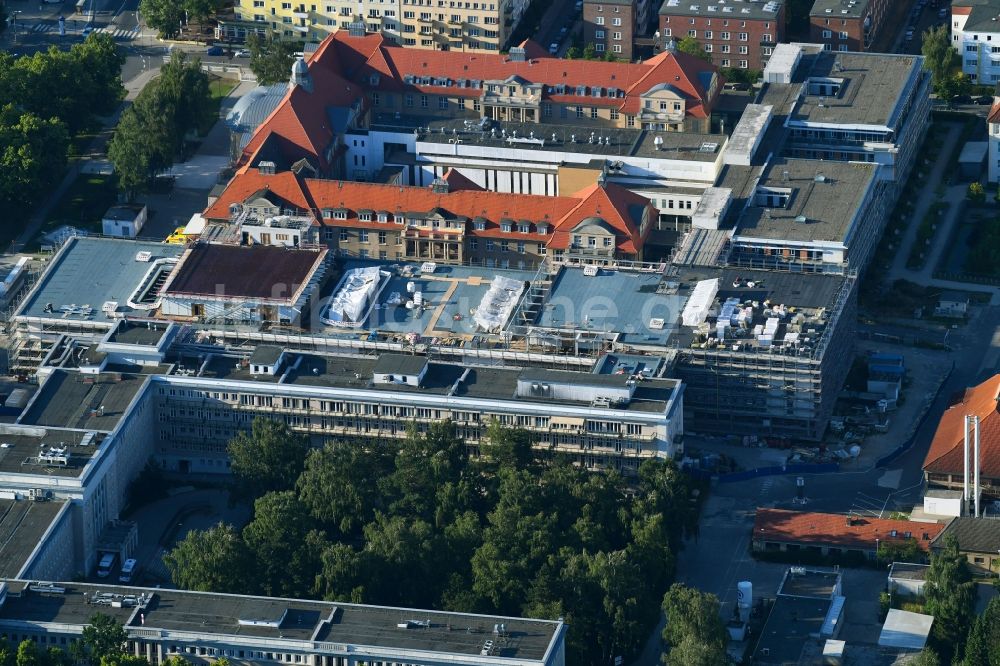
xmin=369 ymin=74 xmax=380 ymax=86
xmin=377 ymin=212 xmax=389 ymax=223
xmin=321 ymin=208 xmax=334 ymax=218
xmin=537 ymin=223 xmax=549 ymax=234
xmin=518 ymin=223 xmax=530 ymax=233
xmin=359 ymin=211 xmax=373 ymax=222
xmin=501 ymin=222 xmax=512 ymax=232
xmin=473 ymin=219 xmax=487 ymax=231
xmin=333 ymin=209 xmax=348 ymax=220
xmin=394 ymin=213 xmax=405 ymax=224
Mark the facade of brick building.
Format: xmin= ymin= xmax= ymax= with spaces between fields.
xmin=657 ymin=0 xmax=784 ymax=70
xmin=808 ymin=0 xmax=893 ymax=52
xmin=583 ymin=0 xmax=638 ymax=61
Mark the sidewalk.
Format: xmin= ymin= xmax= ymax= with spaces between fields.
xmin=885 ymin=122 xmax=1000 ymax=303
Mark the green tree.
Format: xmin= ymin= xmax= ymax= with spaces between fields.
xmin=15 ymin=641 xmax=40 ymax=666
xmin=676 ymin=36 xmax=713 ymax=63
xmin=73 ymin=33 xmax=126 ymax=117
xmin=483 ymin=421 xmax=535 ymax=471
xmin=565 ymin=46 xmax=580 ymax=59
xmin=80 ymin=614 xmax=127 ymax=664
xmin=922 ymin=25 xmax=956 ymax=93
xmin=156 ymin=51 xmax=213 ymax=141
xmin=107 ymin=100 xmax=172 ymax=199
xmin=0 ymin=640 xmax=14 ymax=666
xmin=140 ymin=0 xmax=184 ymax=38
xmin=183 ymin=0 xmax=221 ymax=23
xmin=912 ymin=648 xmax=941 ymax=666
xmin=314 ymin=542 xmax=366 ymax=603
xmin=0 ymin=104 xmax=69 ymax=206
xmin=660 ymin=584 xmax=727 ymax=663
xmin=664 ymin=635 xmax=727 ymax=666
xmin=582 ymin=43 xmax=596 ymax=60
xmin=246 ymin=33 xmax=302 ymax=86
xmin=163 ymin=522 xmax=254 ymax=593
xmin=968 ymin=182 xmax=986 ymax=203
xmin=227 ymin=417 xmax=309 ymax=498
xmin=925 ymin=535 xmax=977 ymax=663
xmin=243 ymin=491 xmax=323 ymax=597
xmin=877 ymin=538 xmax=926 ymax=564
xmin=296 ymin=441 xmax=394 ymax=535
xmin=962 ymin=596 xmax=1000 ymax=666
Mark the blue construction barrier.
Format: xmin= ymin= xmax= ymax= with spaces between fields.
xmin=716 ymin=462 xmax=840 ymax=483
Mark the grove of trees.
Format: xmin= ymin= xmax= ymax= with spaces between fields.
xmin=924 ymin=535 xmax=977 ymax=664
xmin=164 ymin=418 xmax=700 ymax=665
xmin=0 ymin=36 xmax=124 ymax=228
xmin=108 ymin=52 xmax=213 ymax=198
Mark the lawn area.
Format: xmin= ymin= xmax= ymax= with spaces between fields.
xmin=202 ymin=75 xmax=238 ymax=135
xmin=43 ymin=173 xmax=120 ymax=235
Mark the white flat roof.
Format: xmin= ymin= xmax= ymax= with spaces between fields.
xmin=878 ymin=609 xmax=933 ymax=650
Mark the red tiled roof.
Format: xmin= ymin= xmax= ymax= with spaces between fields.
xmin=238 ymin=32 xmax=718 ymax=171
xmin=204 ymin=170 xmax=652 ymax=253
xmin=924 ymin=374 xmax=1000 ymax=478
xmin=988 ymin=100 xmax=1000 ymax=125
xmin=951 ymin=5 xmax=972 ymax=15
xmin=753 ymin=508 xmax=945 ymax=552
xmin=330 ymin=32 xmax=717 ymax=116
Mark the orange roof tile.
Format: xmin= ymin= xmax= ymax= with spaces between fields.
xmin=988 ymin=100 xmax=1000 ymax=125
xmin=924 ymin=374 xmax=1000 ymax=478
xmin=203 ymin=171 xmax=652 ymax=253
xmin=753 ymin=508 xmax=945 ymax=552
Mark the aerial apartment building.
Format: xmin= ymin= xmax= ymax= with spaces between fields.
xmin=657 ymin=0 xmax=785 ymax=70
xmin=582 ymin=0 xmax=642 ymax=61
xmin=951 ymin=0 xmax=1000 ymax=84
xmin=809 ymin=0 xmax=894 ymax=52
xmin=222 ymin=0 xmax=529 ymax=53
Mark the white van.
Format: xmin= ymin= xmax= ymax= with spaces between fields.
xmin=119 ymin=558 xmax=137 ymax=583
xmin=96 ymin=553 xmax=117 ymax=578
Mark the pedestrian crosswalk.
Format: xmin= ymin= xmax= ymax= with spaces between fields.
xmin=95 ymin=24 xmax=142 ymax=39
xmin=27 ymin=22 xmax=141 ymax=39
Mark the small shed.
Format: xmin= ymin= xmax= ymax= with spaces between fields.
xmin=923 ymin=488 xmax=963 ymax=517
xmin=935 ymin=290 xmax=969 ymax=319
xmin=878 ymin=609 xmax=933 ymax=651
xmin=887 ymin=562 xmax=929 ymax=598
xmin=958 ymin=141 xmax=988 ymax=180
xmin=102 ymin=204 xmax=148 ymax=238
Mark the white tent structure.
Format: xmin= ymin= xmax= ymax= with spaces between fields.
xmin=473 ymin=275 xmax=524 ymax=332
xmin=681 ymin=278 xmax=719 ymax=327
xmin=320 ymin=266 xmax=387 ymax=327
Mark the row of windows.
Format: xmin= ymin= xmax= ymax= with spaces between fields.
xmin=592 ymin=16 xmax=623 ymax=26
xmin=820 ymin=29 xmax=850 ymax=39
xmin=593 ymin=30 xmax=623 ymax=40
xmin=663 ymin=16 xmax=763 ymax=28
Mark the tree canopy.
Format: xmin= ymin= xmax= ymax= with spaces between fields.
xmin=140 ymin=0 xmax=223 ymax=37
xmin=0 ymin=35 xmax=123 ymax=223
xmin=962 ymin=596 xmax=1000 ymax=666
xmin=246 ymin=34 xmax=302 ymax=86
xmin=925 ymin=535 xmax=977 ymax=663
xmin=80 ymin=614 xmax=127 ymax=664
xmin=676 ymin=36 xmax=713 ymax=63
xmin=108 ymin=52 xmax=212 ymax=198
xmin=661 ymin=584 xmax=728 ymax=666
xmin=921 ymin=25 xmax=957 ymax=94
xmin=165 ymin=419 xmax=700 ymax=665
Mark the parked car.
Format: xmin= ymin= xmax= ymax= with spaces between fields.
xmin=574 ymin=0 xmax=582 ymax=11
xmin=205 ymin=45 xmax=223 ymax=56
xmin=81 ymin=23 xmax=93 ymax=36
xmin=234 ymin=48 xmax=250 ymax=58
xmin=559 ymin=26 xmax=568 ymax=37
xmin=951 ymin=94 xmax=974 ymax=105
xmin=975 ymin=95 xmax=994 ymax=105
xmin=549 ymin=42 xmax=559 ymax=54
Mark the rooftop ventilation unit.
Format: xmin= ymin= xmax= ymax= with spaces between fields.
xmin=135 ymin=251 xmax=152 ymax=262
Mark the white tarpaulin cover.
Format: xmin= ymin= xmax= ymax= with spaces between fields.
xmin=681 ymin=278 xmax=719 ymax=327
xmin=321 ymin=266 xmax=384 ymax=327
xmin=473 ymin=275 xmax=524 ymax=332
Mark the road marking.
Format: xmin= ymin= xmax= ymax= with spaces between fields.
xmin=31 ymin=23 xmax=52 ymax=32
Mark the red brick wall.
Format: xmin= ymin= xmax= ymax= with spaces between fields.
xmin=657 ymin=8 xmax=785 ymax=70
xmin=809 ymin=0 xmax=894 ymax=52
xmin=583 ymin=1 xmax=637 ymax=61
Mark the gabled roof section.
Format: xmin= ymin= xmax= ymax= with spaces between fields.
xmin=989 ymin=98 xmax=1000 ymax=124
xmin=550 ymin=182 xmax=651 ymax=254
xmin=326 ymin=31 xmax=717 ymax=114
xmin=924 ymin=374 xmax=1000 ymax=478
xmin=203 ymin=170 xmax=316 ymax=222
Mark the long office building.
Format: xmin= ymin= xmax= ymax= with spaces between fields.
xmin=0 ymin=580 xmax=565 ymax=665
